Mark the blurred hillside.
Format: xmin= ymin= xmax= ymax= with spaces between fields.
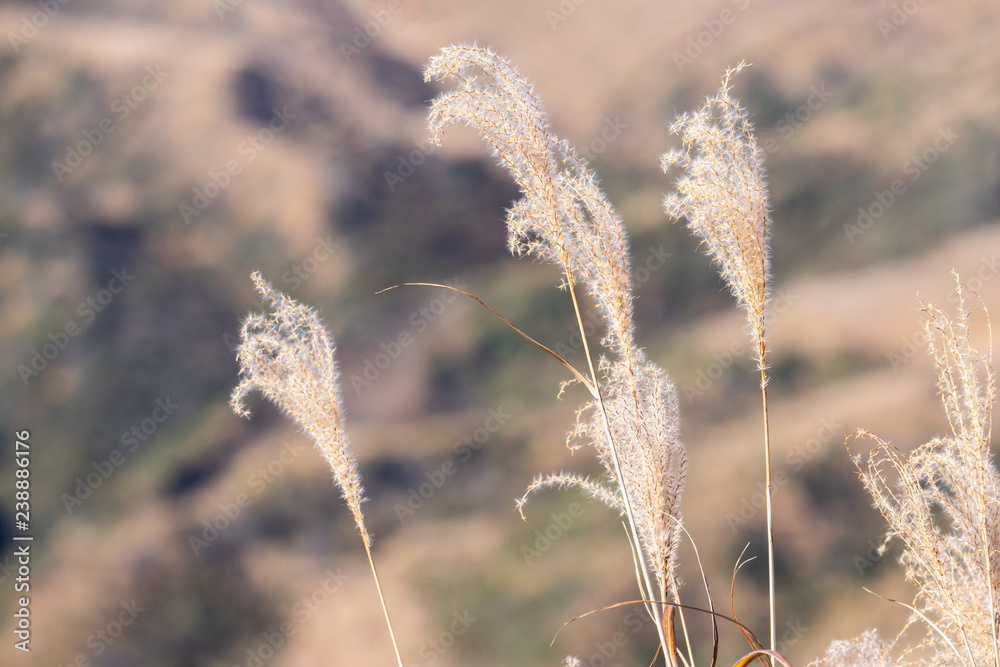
xmin=1 ymin=1 xmax=1000 ymax=665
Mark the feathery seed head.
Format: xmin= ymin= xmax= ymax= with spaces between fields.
xmin=811 ymin=629 xmax=895 ymax=667
xmin=428 ymin=44 xmax=688 ymax=633
xmin=815 ymin=277 xmax=998 ymax=666
xmin=662 ymin=62 xmax=771 ymax=365
xmin=425 ymin=43 xmax=636 ymax=356
xmin=231 ymin=272 xmax=370 ymax=545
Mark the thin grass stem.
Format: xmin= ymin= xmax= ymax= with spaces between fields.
xmin=759 ymin=363 xmax=775 ymax=659
xmin=565 ymin=278 xmax=671 ymax=663
xmin=362 ymin=540 xmax=404 ymax=667
xmin=863 ymin=587 xmax=973 ymax=667
xmin=672 ymin=518 xmax=714 ymax=667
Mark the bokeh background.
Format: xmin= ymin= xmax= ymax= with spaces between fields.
xmin=2 ymin=1 xmax=1000 ymax=665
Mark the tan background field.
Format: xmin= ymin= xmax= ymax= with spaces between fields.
xmin=2 ymin=1 xmax=999 ymax=665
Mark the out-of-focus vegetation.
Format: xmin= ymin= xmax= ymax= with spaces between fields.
xmin=1 ymin=1 xmax=1000 ymax=666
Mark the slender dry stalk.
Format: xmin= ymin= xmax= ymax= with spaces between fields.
xmin=230 ymin=271 xmax=404 ymax=667
xmin=811 ymin=277 xmax=999 ymax=667
xmin=661 ymin=62 xmax=774 ymax=652
xmin=425 ymin=43 xmax=687 ymax=665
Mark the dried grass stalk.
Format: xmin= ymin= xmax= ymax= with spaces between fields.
xmin=812 ymin=277 xmax=999 ymax=667
xmin=230 ymin=271 xmax=403 ymax=667
xmin=426 ymin=43 xmax=687 ymax=664
xmin=661 ymin=62 xmax=776 ymax=652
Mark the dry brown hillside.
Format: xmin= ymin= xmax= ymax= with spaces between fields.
xmin=1 ymin=1 xmax=999 ymax=665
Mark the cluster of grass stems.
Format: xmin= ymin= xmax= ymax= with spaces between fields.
xmin=229 ymin=44 xmax=999 ymax=667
